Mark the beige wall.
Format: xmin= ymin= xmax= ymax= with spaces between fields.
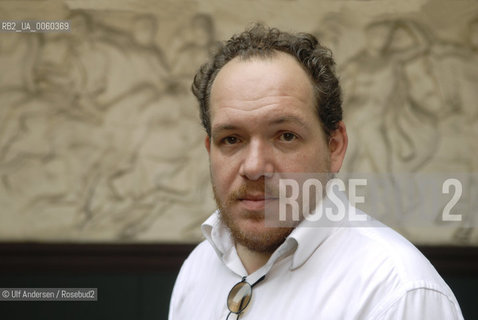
xmin=0 ymin=0 xmax=477 ymax=244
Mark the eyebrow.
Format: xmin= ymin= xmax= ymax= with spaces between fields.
xmin=211 ymin=124 xmax=239 ymax=134
xmin=268 ymin=115 xmax=308 ymax=128
xmin=211 ymin=115 xmax=309 ymax=137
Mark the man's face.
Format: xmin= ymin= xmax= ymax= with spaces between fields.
xmin=206 ymin=52 xmax=343 ymax=253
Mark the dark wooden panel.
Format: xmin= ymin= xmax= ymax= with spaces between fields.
xmin=419 ymin=246 xmax=478 ymax=276
xmin=0 ymin=243 xmax=196 ymax=273
xmin=0 ymin=243 xmax=476 ymax=276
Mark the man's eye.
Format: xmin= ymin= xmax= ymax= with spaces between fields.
xmin=280 ymin=132 xmax=297 ymax=142
xmin=222 ymin=136 xmax=239 ymax=145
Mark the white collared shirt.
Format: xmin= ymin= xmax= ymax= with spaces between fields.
xmin=169 ymin=194 xmax=464 ymax=319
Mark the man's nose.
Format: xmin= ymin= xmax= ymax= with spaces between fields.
xmin=239 ymin=139 xmax=274 ymax=180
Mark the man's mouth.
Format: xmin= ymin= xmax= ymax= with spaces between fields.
xmin=238 ymin=194 xmax=278 ymax=211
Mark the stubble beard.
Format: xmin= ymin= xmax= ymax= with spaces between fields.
xmin=211 ymin=151 xmax=332 ymax=254
xmin=213 ymin=178 xmax=294 ymax=254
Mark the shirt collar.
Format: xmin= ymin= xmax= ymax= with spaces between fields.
xmin=201 ymin=211 xmax=232 ymax=259
xmin=201 ymin=190 xmax=351 ymax=274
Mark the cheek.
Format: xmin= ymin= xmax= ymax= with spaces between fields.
xmin=286 ymin=145 xmax=330 ymax=172
xmin=210 ymin=155 xmax=236 ymax=187
xmin=276 ymin=155 xmax=316 ymax=172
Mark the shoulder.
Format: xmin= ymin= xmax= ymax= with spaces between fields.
xmin=331 ymin=221 xmax=463 ymax=319
xmin=349 ymin=223 xmax=441 ymax=283
xmin=331 ymin=221 xmax=447 ymax=290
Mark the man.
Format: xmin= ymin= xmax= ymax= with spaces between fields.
xmin=169 ymin=24 xmax=463 ymax=319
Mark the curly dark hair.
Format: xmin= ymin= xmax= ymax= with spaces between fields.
xmin=192 ymin=23 xmax=342 ymax=137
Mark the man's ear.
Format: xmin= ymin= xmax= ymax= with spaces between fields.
xmin=329 ymin=121 xmax=348 ymax=173
xmin=205 ymin=136 xmax=211 ymax=154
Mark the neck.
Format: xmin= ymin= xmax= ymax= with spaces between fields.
xmin=236 ymin=243 xmax=272 ymax=274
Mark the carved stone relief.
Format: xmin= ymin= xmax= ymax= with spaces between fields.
xmin=0 ymin=0 xmax=476 ymax=244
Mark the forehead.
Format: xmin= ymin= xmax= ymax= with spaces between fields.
xmin=209 ymin=52 xmax=316 ymax=116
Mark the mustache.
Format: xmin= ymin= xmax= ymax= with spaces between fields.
xmin=228 ymin=179 xmax=279 ymax=201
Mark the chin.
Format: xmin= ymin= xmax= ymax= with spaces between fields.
xmin=239 ymin=228 xmax=292 ymax=253
xmin=226 ymin=215 xmax=293 ymax=253
xmin=217 ymin=196 xmax=293 ymax=253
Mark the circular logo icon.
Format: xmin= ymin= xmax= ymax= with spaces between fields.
xmin=2 ymin=290 xmax=10 ymax=298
